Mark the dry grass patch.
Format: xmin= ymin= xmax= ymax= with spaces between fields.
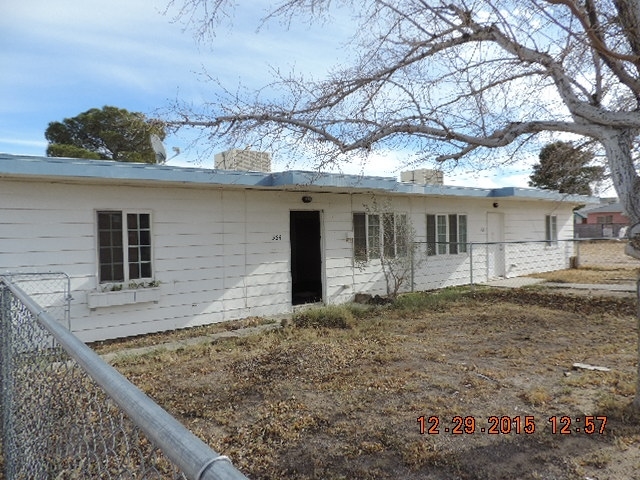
xmin=111 ymin=289 xmax=639 ymax=480
xmin=90 ymin=316 xmax=277 ymax=354
xmin=530 ymin=266 xmax=638 ymax=284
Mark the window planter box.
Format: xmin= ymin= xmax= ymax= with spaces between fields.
xmin=87 ymin=287 xmax=161 ymax=309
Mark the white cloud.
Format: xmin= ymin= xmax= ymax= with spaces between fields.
xmin=0 ymin=138 xmax=48 ymax=149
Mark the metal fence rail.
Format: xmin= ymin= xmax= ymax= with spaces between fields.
xmin=0 ymin=275 xmax=248 ymax=480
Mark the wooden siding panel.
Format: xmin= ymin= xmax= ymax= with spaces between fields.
xmin=0 ymin=177 xmax=581 ymax=342
xmin=154 ymin=233 xmax=225 ymax=249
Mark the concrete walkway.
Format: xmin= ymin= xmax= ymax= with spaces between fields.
xmin=100 ymin=321 xmax=283 ymax=364
xmin=483 ymin=277 xmax=546 ymax=288
xmin=483 ymin=276 xmax=635 ymax=293
xmin=544 ymin=282 xmax=635 ymax=292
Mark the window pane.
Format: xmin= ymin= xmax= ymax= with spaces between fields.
xmin=100 ymin=264 xmax=113 ymax=282
xmin=397 ymin=214 xmax=408 ymax=257
xmin=458 ymin=215 xmax=468 ymax=253
xmin=127 ymin=212 xmax=153 ymax=280
xmin=140 ymin=247 xmax=151 ymax=262
xmin=99 ymin=231 xmax=111 ymax=245
xmin=368 ymin=214 xmax=380 ymax=259
xmin=353 ymin=213 xmax=367 ymax=261
xmin=112 ymin=230 xmax=123 ymax=247
xmin=545 ymin=216 xmax=550 ymax=240
xmin=99 ymin=247 xmax=112 ymax=264
xmin=437 ymin=215 xmax=447 ymax=255
xmin=98 ymin=213 xmax=111 ymax=230
xmin=97 ymin=212 xmax=124 ymax=283
xmin=129 ymin=263 xmax=140 ymax=279
xmin=140 ymin=230 xmax=151 ymax=246
xmin=129 ymin=230 xmax=139 ymax=246
xmin=545 ymin=215 xmax=558 ymax=244
xmin=127 ymin=213 xmax=138 ymax=229
xmin=113 ymin=263 xmax=124 ymax=282
xmin=383 ymin=213 xmax=395 ymax=258
xmin=449 ymin=214 xmax=458 ymax=255
xmin=98 ymin=211 xmax=150 ymax=283
xmin=141 ymin=262 xmax=152 ymax=278
xmin=426 ymin=215 xmax=436 ymax=256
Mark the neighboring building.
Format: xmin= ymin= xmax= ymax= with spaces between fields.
xmin=574 ymin=201 xmax=629 ymax=238
xmin=0 ymin=154 xmax=593 ymax=342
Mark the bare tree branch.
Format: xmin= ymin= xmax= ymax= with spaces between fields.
xmin=165 ymin=0 xmax=640 ymax=213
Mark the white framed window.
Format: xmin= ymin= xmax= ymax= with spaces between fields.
xmin=545 ymin=215 xmax=557 ymax=245
xmin=426 ymin=214 xmax=468 ymax=256
xmin=97 ymin=211 xmax=153 ymax=283
xmin=353 ymin=212 xmax=408 ymax=261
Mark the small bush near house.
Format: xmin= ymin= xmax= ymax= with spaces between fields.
xmin=392 ymin=286 xmax=472 ymax=314
xmin=292 ymin=305 xmax=357 ymax=329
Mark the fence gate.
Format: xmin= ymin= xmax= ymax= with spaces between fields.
xmin=1 ymin=272 xmax=71 ymax=329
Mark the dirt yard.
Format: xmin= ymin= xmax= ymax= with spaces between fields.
xmin=577 ymin=240 xmax=640 ymax=270
xmin=105 ymin=288 xmax=640 ymax=480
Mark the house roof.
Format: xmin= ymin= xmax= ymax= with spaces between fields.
xmin=0 ymin=153 xmax=597 ymax=204
xmin=579 ymin=202 xmax=627 ymax=216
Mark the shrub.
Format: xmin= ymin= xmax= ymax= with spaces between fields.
xmin=292 ymin=305 xmax=356 ymax=329
xmin=393 ymin=287 xmax=470 ymax=313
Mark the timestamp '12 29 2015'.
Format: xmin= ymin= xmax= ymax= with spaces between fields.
xmin=417 ymin=416 xmax=536 ymax=435
xmin=417 ymin=415 xmax=608 ymax=435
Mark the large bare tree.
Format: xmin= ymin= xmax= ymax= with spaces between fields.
xmin=168 ymin=0 xmax=640 ymax=406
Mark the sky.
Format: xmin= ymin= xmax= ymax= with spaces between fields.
xmin=0 ymin=0 xmax=559 ymax=190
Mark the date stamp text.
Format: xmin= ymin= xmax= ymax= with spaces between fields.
xmin=417 ymin=415 xmax=607 ymax=435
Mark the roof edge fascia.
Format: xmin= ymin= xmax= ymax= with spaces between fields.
xmin=0 ymin=153 xmax=597 ymax=203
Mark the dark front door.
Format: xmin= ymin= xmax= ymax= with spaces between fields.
xmin=290 ymin=210 xmax=323 ymax=305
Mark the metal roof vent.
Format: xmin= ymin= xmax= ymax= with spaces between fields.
xmin=400 ymin=169 xmax=444 ymax=185
xmin=214 ymin=149 xmax=271 ymax=172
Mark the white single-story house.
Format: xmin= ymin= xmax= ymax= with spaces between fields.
xmin=0 ymin=153 xmax=594 ymax=342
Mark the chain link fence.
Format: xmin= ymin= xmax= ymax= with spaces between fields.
xmin=410 ymin=238 xmax=638 ymax=291
xmin=1 ymin=272 xmax=71 ymax=329
xmin=572 ymin=238 xmax=638 ymax=269
xmin=0 ymin=275 xmax=248 ymax=480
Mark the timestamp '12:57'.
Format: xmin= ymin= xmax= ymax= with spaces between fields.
xmin=548 ymin=415 xmax=607 ymax=434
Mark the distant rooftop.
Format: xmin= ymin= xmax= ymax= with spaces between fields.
xmin=578 ymin=202 xmax=626 ymax=215
xmin=0 ymin=153 xmax=597 ymax=204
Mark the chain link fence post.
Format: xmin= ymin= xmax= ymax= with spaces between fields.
xmin=1 ymin=282 xmax=16 ymax=479
xmin=410 ymin=242 xmax=415 ymax=292
xmin=469 ymin=242 xmax=474 ymax=287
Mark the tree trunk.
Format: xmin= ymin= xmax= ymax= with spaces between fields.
xmin=636 ymin=275 xmax=640 ymax=409
xmin=601 ymin=129 xmax=640 ymax=409
xmin=602 ymin=129 xmax=640 ymax=223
